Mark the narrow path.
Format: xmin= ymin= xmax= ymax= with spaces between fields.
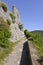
xmin=3 ymin=39 xmax=40 ymax=65
xmin=29 ymin=41 xmax=40 ymax=65
xmin=4 ymin=39 xmax=27 ymax=65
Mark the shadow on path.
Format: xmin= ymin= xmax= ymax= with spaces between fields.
xmin=20 ymin=41 xmax=33 ymax=65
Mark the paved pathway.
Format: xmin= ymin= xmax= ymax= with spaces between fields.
xmin=3 ymin=39 xmax=40 ymax=65
xmin=4 ymin=39 xmax=27 ymax=65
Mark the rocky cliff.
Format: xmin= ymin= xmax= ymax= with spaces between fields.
xmin=0 ymin=2 xmax=24 ymax=42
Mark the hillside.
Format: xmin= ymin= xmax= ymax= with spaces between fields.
xmin=24 ymin=30 xmax=43 ymax=65
xmin=31 ymin=30 xmax=43 ymax=36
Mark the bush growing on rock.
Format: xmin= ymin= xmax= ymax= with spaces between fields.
xmin=24 ymin=29 xmax=31 ymax=38
xmin=0 ymin=17 xmax=11 ymax=48
xmin=7 ymin=19 xmax=12 ymax=25
xmin=10 ymin=13 xmax=16 ymax=20
xmin=18 ymin=24 xmax=23 ymax=30
xmin=0 ymin=17 xmax=14 ymax=63
xmin=1 ymin=3 xmax=8 ymax=12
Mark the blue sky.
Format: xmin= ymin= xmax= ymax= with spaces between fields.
xmin=2 ymin=0 xmax=43 ymax=31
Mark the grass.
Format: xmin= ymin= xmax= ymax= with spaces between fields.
xmin=0 ymin=37 xmax=25 ymax=65
xmin=0 ymin=17 xmax=25 ymax=65
xmin=31 ymin=33 xmax=43 ymax=65
xmin=0 ymin=41 xmax=19 ymax=65
xmin=24 ymin=30 xmax=43 ymax=65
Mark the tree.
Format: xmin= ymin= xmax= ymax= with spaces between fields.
xmin=18 ymin=24 xmax=23 ymax=30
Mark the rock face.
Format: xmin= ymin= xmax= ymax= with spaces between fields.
xmin=12 ymin=6 xmax=21 ymax=24
xmin=10 ymin=6 xmax=24 ymax=42
xmin=9 ymin=23 xmax=24 ymax=42
xmin=0 ymin=2 xmax=24 ymax=42
xmin=0 ymin=2 xmax=12 ymax=21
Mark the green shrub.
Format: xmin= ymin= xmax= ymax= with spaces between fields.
xmin=0 ymin=25 xmax=11 ymax=38
xmin=0 ymin=30 xmax=11 ymax=48
xmin=0 ymin=17 xmax=11 ymax=47
xmin=0 ymin=38 xmax=9 ymax=48
xmin=0 ymin=31 xmax=4 ymax=39
xmin=24 ymin=29 xmax=31 ymax=38
xmin=10 ymin=13 xmax=16 ymax=20
xmin=18 ymin=24 xmax=23 ymax=30
xmin=1 ymin=3 xmax=8 ymax=12
xmin=4 ymin=28 xmax=11 ymax=38
xmin=0 ymin=17 xmax=14 ymax=64
xmin=31 ymin=33 xmax=43 ymax=65
xmin=7 ymin=19 xmax=11 ymax=25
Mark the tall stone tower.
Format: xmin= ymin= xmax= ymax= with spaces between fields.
xmin=12 ymin=6 xmax=21 ymax=24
